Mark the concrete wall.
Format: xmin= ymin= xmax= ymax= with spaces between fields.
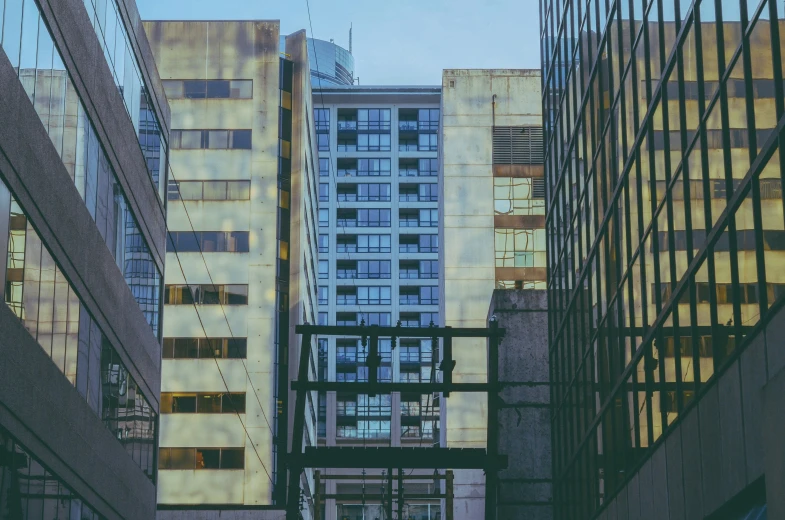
xmin=488 ymin=290 xmax=552 ymax=520
xmin=145 ymin=20 xmax=281 ymax=507
xmin=440 ymin=68 xmax=542 ymax=518
xmin=592 ymin=301 xmax=785 ymax=519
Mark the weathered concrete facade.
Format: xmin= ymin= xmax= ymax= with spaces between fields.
xmin=488 ymin=290 xmax=552 ymax=520
xmin=0 ymin=0 xmax=169 ymax=518
xmin=145 ymin=21 xmax=319 ymax=517
xmin=440 ymin=69 xmax=543 ymax=518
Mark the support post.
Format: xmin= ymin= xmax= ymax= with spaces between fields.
xmin=440 ymin=327 xmax=454 ymax=396
xmin=446 ymin=470 xmax=454 ymax=520
xmin=398 ymin=468 xmax=404 ymax=520
xmin=287 ymin=332 xmax=313 ymax=519
xmin=386 ymin=468 xmax=393 ymax=520
xmin=314 ymin=470 xmax=321 ymax=520
xmin=485 ymin=320 xmax=500 ymax=520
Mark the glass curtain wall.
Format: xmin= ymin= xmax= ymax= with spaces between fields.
xmin=0 ymin=0 xmax=162 ymax=336
xmin=542 ymin=0 xmax=785 ymax=517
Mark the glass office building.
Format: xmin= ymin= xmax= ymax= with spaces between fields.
xmin=543 ymin=0 xmax=784 ymax=518
xmin=0 ymin=0 xmax=169 ymax=518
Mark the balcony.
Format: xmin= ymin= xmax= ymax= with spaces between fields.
xmin=337 ymin=120 xmax=357 ymax=132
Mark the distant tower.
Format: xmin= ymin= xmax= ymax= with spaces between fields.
xmin=349 ymin=23 xmax=353 ymax=54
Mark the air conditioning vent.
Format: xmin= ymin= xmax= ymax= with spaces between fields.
xmin=493 ymin=126 xmax=544 ymax=165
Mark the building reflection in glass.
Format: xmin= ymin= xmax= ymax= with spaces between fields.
xmin=542 ymin=0 xmax=785 ymax=517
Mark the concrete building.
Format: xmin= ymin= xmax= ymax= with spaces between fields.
xmin=543 ymin=0 xmax=783 ymax=518
xmin=144 ymin=21 xmax=320 ymax=517
xmin=0 ymin=0 xmax=169 ymax=518
xmin=440 ymin=69 xmax=545 ymax=517
xmin=313 ymin=85 xmax=442 ymax=519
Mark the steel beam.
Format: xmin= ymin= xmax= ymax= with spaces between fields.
xmin=295 ymin=324 xmax=505 ymax=338
xmin=290 ymin=447 xmax=507 ymax=470
xmin=291 ymin=381 xmax=490 ymax=392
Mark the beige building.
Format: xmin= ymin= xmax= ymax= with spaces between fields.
xmin=144 ymin=21 xmax=320 ymax=516
xmin=440 ymin=69 xmax=544 ymax=517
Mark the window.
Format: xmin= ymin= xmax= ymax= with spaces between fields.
xmin=418 ymin=209 xmax=438 ymax=227
xmin=164 ymin=285 xmax=249 ymax=305
xmin=492 ymin=126 xmax=544 ymax=164
xmin=419 ymin=234 xmax=438 ymax=253
xmin=358 ymin=183 xmax=391 ymax=201
xmin=167 ymin=180 xmax=250 ymax=201
xmin=318 ymin=312 xmax=328 ymax=325
xmin=159 ymin=448 xmax=245 ymax=470
xmin=317 ymin=134 xmax=330 ymax=151
xmin=319 ymin=208 xmax=329 ymax=227
xmin=420 ymin=260 xmax=439 ymax=279
xmin=318 ymin=234 xmax=329 ymax=253
xmin=418 ymin=109 xmax=439 ymax=131
xmin=319 ymin=260 xmax=329 ymax=279
xmin=358 ymin=260 xmax=391 ymax=279
xmin=319 ymin=183 xmax=329 ymax=202
xmin=420 ymin=286 xmax=439 ymax=305
xmin=418 ymin=134 xmax=438 ymax=151
xmin=358 ymin=235 xmax=391 ymax=253
xmin=171 ymin=129 xmax=252 ymax=150
xmin=363 ymin=313 xmax=392 ymax=326
xmin=318 ymin=286 xmax=328 ymax=305
xmin=420 ymin=312 xmax=439 ymax=326
xmin=494 ymin=229 xmax=547 ymax=267
xmin=162 ymin=80 xmax=253 ymax=99
xmin=358 ymin=286 xmax=392 ymax=305
xmin=357 ymin=109 xmax=391 ymax=130
xmin=358 ymin=158 xmax=391 ymax=176
xmin=167 ymin=231 xmax=250 ymax=253
xmin=163 ymin=338 xmax=247 ymax=359
xmin=314 ymin=109 xmax=330 ymax=132
xmin=418 ymin=159 xmax=438 ymax=176
xmin=319 ymin=158 xmax=330 ymax=177
xmin=161 ymin=393 xmax=246 ymax=413
xmin=358 ymin=134 xmax=391 ymax=151
xmin=358 ymin=209 xmax=391 ymax=227
xmin=418 ymin=184 xmax=438 ymax=201
xmin=494 ymin=177 xmax=546 ymax=215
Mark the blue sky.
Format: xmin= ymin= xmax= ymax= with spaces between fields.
xmin=136 ymin=0 xmax=541 ymax=85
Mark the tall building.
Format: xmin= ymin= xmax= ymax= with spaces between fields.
xmin=279 ymin=36 xmax=356 ymax=88
xmin=314 ymin=85 xmax=443 ymax=519
xmin=543 ymin=0 xmax=785 ymax=518
xmin=144 ymin=21 xmax=320 ymax=517
xmin=440 ymin=69 xmax=545 ymax=517
xmin=0 ymin=0 xmax=168 ymax=518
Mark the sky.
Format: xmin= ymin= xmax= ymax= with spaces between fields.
xmin=135 ymin=0 xmax=542 ymax=85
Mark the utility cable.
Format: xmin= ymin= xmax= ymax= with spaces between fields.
xmin=166 ymin=167 xmax=274 ymax=435
xmin=165 ymin=200 xmax=273 ymax=484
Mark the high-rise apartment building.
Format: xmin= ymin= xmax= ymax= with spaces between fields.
xmin=314 ymin=85 xmax=443 ymax=519
xmin=0 ymin=0 xmax=168 ymax=518
xmin=144 ymin=21 xmax=320 ymax=516
xmin=440 ymin=69 xmax=546 ymax=518
xmin=543 ymin=0 xmax=785 ymax=518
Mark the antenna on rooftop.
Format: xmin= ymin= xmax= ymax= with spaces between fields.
xmin=349 ymin=23 xmax=353 ymax=54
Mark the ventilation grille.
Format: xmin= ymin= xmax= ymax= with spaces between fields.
xmin=493 ymin=126 xmax=544 ymax=165
xmin=532 ymin=178 xmax=546 ymax=199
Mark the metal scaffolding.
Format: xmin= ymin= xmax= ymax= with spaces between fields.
xmin=285 ymin=322 xmax=507 ymax=520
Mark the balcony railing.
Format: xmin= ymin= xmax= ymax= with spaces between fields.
xmin=337 ymin=121 xmax=357 ymax=131
xmin=399 ymin=121 xmax=418 ymax=131
xmin=399 ymin=168 xmax=418 ymax=177
xmin=337 ymin=169 xmax=357 ymax=176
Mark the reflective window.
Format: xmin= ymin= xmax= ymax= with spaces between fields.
xmin=164 ymin=284 xmax=248 ymax=305
xmin=162 ymin=79 xmax=253 ymax=99
xmin=162 ymin=338 xmax=248 ymax=359
xmin=171 ymin=129 xmax=252 ymax=150
xmin=167 ymin=231 xmax=249 ymax=252
xmin=167 ymin=180 xmax=250 ymax=201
